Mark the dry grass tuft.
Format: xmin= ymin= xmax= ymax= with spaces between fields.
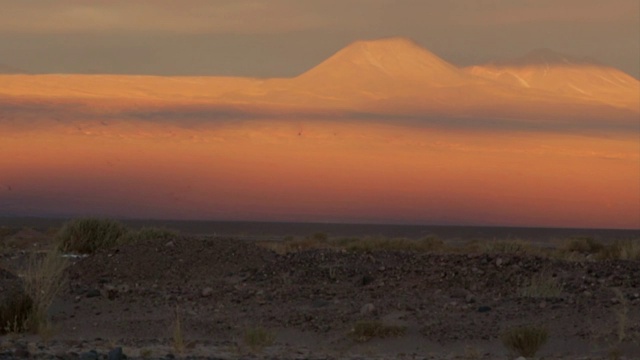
xmin=56 ymin=218 xmax=182 ymax=254
xmin=24 ymin=250 xmax=68 ymax=334
xmin=501 ymin=325 xmax=549 ymax=357
xmin=260 ymin=235 xmax=444 ymax=254
xmin=350 ymin=321 xmax=406 ymax=342
xmin=562 ymin=237 xmax=605 ymax=254
xmin=0 ymin=292 xmax=32 ymax=335
xmin=519 ymin=271 xmax=563 ymax=298
xmin=481 ymin=239 xmax=532 ymax=255
xmin=243 ymin=326 xmax=275 ymax=353
xmin=172 ymin=306 xmax=185 ymax=354
xmin=612 ymin=288 xmax=629 ymax=344
xmin=599 ymin=240 xmax=640 ymax=261
xmin=56 ymin=218 xmax=128 ymax=254
xmin=1 ymin=250 xmax=67 ymax=335
xmin=334 ymin=236 xmax=443 ymax=253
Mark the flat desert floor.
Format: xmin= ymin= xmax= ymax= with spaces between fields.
xmin=1 ymin=225 xmax=639 ymax=359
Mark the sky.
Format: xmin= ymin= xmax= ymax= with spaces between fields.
xmin=1 ymin=1 xmax=639 ymax=229
xmin=0 ymin=0 xmax=638 ymax=77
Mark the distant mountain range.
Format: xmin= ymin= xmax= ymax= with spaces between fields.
xmin=0 ymin=37 xmax=638 ymax=119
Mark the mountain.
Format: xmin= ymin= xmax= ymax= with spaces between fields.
xmin=219 ymin=37 xmax=497 ymax=111
xmin=0 ymin=38 xmax=638 ymax=118
xmin=295 ymin=37 xmax=468 ymax=88
xmin=466 ymin=49 xmax=639 ymax=111
xmin=491 ymin=48 xmax=601 ymax=67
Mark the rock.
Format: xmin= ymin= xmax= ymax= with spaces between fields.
xmin=450 ymin=288 xmax=470 ymax=299
xmin=107 ymin=347 xmax=124 ymax=360
xmin=312 ymin=299 xmax=330 ymax=308
xmin=496 ymin=258 xmax=504 ymax=267
xmin=539 ymin=301 xmax=547 ymax=309
xmin=360 ymin=303 xmax=376 ymax=315
xmin=13 ymin=343 xmax=29 ymax=358
xmin=80 ymin=350 xmax=99 ymax=360
xmin=361 ymin=274 xmax=374 ymax=286
xmin=514 ymin=357 xmax=527 ymax=360
xmin=465 ymin=294 xmax=476 ymax=304
xmin=86 ymin=289 xmax=101 ymax=298
xmin=201 ymin=287 xmax=213 ymax=297
xmin=103 ymin=284 xmax=118 ymax=300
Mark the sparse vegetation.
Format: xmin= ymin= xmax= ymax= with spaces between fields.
xmin=259 ymin=235 xmax=444 ymax=254
xmin=56 ymin=218 xmax=128 ymax=254
xmin=501 ymin=325 xmax=549 ymax=357
xmin=0 ymin=291 xmax=32 ymax=335
xmin=56 ymin=218 xmax=181 ymax=254
xmin=556 ymin=238 xmax=640 ymax=261
xmin=139 ymin=349 xmax=153 ymax=358
xmin=339 ymin=236 xmax=443 ymax=253
xmin=350 ymin=321 xmax=406 ymax=342
xmin=612 ymin=288 xmax=629 ymax=344
xmin=172 ymin=306 xmax=185 ymax=354
xmin=519 ymin=271 xmax=563 ymax=298
xmin=463 ymin=345 xmax=482 ymax=360
xmin=481 ymin=239 xmax=532 ymax=255
xmin=1 ymin=250 xmax=67 ymax=335
xmin=243 ymin=326 xmax=275 ymax=353
xmin=562 ymin=236 xmax=605 ymax=254
xmin=599 ymin=240 xmax=640 ymax=261
xmin=24 ymin=250 xmax=68 ymax=333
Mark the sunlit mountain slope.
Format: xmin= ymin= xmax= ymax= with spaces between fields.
xmin=466 ymin=49 xmax=640 ymax=111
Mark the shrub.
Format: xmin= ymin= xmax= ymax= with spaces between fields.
xmin=563 ymin=237 xmax=605 ymax=254
xmin=350 ymin=321 xmax=406 ymax=342
xmin=519 ymin=271 xmax=563 ymax=298
xmin=243 ymin=326 xmax=275 ymax=353
xmin=501 ymin=325 xmax=549 ymax=357
xmin=56 ymin=218 xmax=128 ymax=254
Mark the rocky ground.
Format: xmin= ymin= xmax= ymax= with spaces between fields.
xmin=1 ymin=229 xmax=639 ymax=359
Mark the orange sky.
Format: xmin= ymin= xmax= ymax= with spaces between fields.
xmin=0 ymin=2 xmax=639 ymax=229
xmin=2 ymin=119 xmax=638 ymax=228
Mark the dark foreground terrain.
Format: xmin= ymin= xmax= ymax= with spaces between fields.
xmin=1 ymin=227 xmax=639 ymax=359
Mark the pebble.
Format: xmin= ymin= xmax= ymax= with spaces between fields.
xmin=360 ymin=303 xmax=376 ymax=315
xmin=201 ymin=287 xmax=213 ymax=297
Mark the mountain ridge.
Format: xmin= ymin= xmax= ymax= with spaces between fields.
xmin=0 ymin=37 xmax=637 ymax=115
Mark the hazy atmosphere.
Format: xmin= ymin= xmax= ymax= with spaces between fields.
xmin=1 ymin=0 xmax=639 ymax=229
xmin=0 ymin=0 xmax=638 ymax=77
